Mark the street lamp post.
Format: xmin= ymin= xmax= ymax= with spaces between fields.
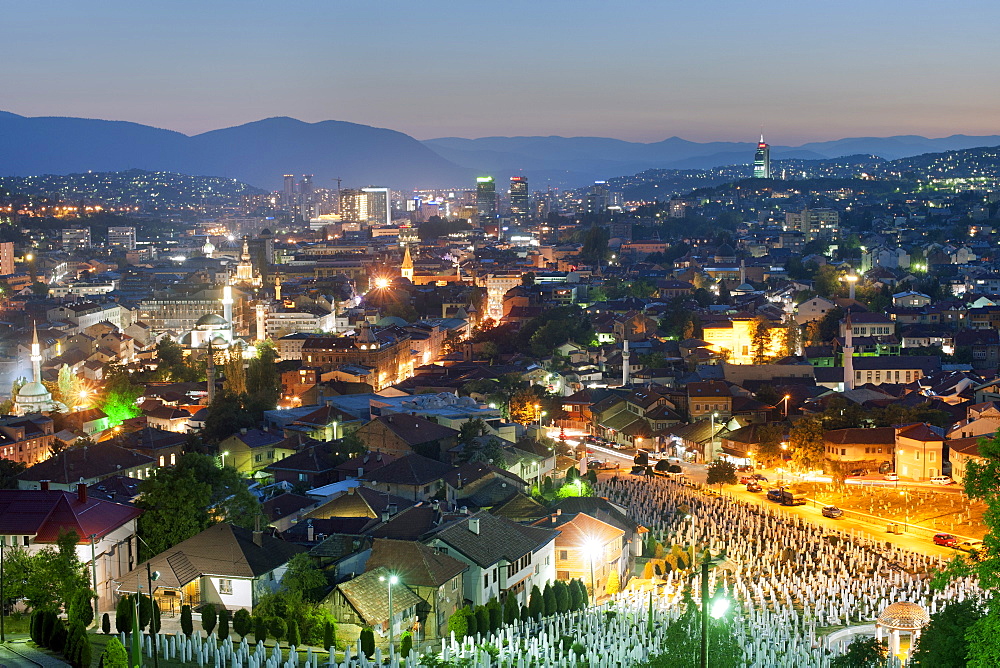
xmin=1 ymin=535 xmax=6 ymax=643
xmin=90 ymin=534 xmax=99 ymax=628
xmin=700 ymin=556 xmax=730 ymax=668
xmin=584 ymin=540 xmax=598 ymax=605
xmin=782 ymin=395 xmax=790 ymax=417
xmin=147 ymin=564 xmax=161 ymax=668
xmin=379 ymin=573 xmax=399 ymax=656
xmin=708 ymin=412 xmax=719 ymax=462
xmin=220 ymin=451 xmax=230 ymax=468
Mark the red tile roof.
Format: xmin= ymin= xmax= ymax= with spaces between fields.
xmin=0 ymin=489 xmax=141 ymax=541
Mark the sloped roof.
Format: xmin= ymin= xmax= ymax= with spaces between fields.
xmin=0 ymin=489 xmax=141 ymax=541
xmin=17 ymin=443 xmax=155 ymax=483
xmin=824 ymin=427 xmax=896 ymax=445
xmin=363 ymin=453 xmax=453 ymax=486
xmin=115 ymin=524 xmax=306 ymax=591
xmin=430 ymin=511 xmax=559 ymax=568
xmin=366 ymin=538 xmax=467 ymax=588
xmin=490 ymin=492 xmax=550 ymax=522
xmin=373 ymin=414 xmax=459 ymax=446
xmin=332 ymin=566 xmax=423 ymax=626
xmin=536 ymin=512 xmax=624 ymax=546
xmin=304 ymin=487 xmax=415 ymax=520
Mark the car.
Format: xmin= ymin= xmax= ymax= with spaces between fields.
xmin=736 ymin=464 xmax=754 ymax=473
xmin=746 ymin=481 xmax=762 ymax=493
xmin=629 ymin=465 xmax=648 ymax=476
xmin=960 ymin=540 xmax=986 ymax=560
xmin=752 ymin=473 xmax=769 ymax=482
xmin=739 ymin=475 xmax=754 ymax=485
xmin=588 ymin=459 xmax=616 ymax=470
xmin=933 ymin=533 xmax=958 ymax=548
xmin=884 ymin=472 xmax=899 ymax=481
xmin=821 ymin=506 xmax=844 ymax=519
xmin=930 ymin=476 xmax=955 ymax=485
xmin=850 ymin=468 xmax=869 ymax=477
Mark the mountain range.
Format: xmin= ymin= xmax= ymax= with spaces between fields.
xmin=1 ymin=110 xmax=999 ymax=191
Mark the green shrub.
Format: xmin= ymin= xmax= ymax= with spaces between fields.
xmin=48 ymin=619 xmax=67 ymax=653
xmin=101 ymin=637 xmax=129 ymax=668
xmin=400 ymin=631 xmax=412 ymax=657
xmin=233 ymin=608 xmax=252 ymax=640
xmin=115 ymin=597 xmax=132 ymax=635
xmin=180 ymin=605 xmax=193 ymax=637
xmin=359 ymin=627 xmax=375 ymax=658
xmin=475 ymin=606 xmax=489 ymax=635
xmin=447 ymin=608 xmax=469 ymax=640
xmin=269 ymin=617 xmax=286 ymax=644
xmin=218 ymin=608 xmax=231 ymax=639
xmin=286 ymin=619 xmax=301 ymax=647
xmin=102 ymin=612 xmax=111 ymax=635
xmin=323 ymin=620 xmax=336 ymax=651
xmin=201 ymin=604 xmax=217 ymax=635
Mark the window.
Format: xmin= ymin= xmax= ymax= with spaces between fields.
xmin=23 ymin=536 xmax=30 ymax=546
xmin=159 ymin=456 xmax=165 ymax=466
xmin=916 ymin=451 xmax=920 ymax=460
xmin=557 ymin=570 xmax=570 ymax=580
xmin=299 ymin=473 xmax=309 ymax=482
xmin=483 ymin=574 xmax=489 ymax=589
xmin=841 ymin=449 xmax=846 ymax=456
xmin=266 ymin=450 xmax=275 ymax=459
xmin=929 ymin=452 xmax=936 ymax=462
xmin=170 ymin=453 xmax=176 ymax=465
xmin=559 ymin=550 xmax=568 ymax=561
xmin=218 ymin=579 xmax=233 ymax=595
xmin=452 ymin=578 xmax=458 ymax=591
xmin=255 ymin=454 xmax=262 ymax=463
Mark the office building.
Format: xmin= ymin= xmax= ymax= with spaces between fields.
xmin=509 ymin=176 xmax=529 ymax=225
xmin=61 ymin=227 xmax=91 ymax=251
xmin=107 ymin=226 xmax=136 ymax=250
xmin=584 ymin=181 xmax=609 ymax=215
xmin=361 ymin=187 xmax=391 ymax=227
xmin=0 ymin=241 xmax=14 ymax=276
xmin=476 ymin=177 xmax=497 ymax=223
xmin=785 ymin=208 xmax=840 ymax=242
xmin=753 ymin=135 xmax=771 ymax=179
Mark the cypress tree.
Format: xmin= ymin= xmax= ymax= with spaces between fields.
xmin=323 ymin=620 xmax=336 ymax=651
xmin=503 ymin=595 xmax=519 ymax=625
xmin=400 ymin=632 xmax=412 ymax=657
xmin=474 ymin=606 xmax=489 ymax=635
xmin=201 ymin=603 xmax=217 ymax=635
xmin=233 ymin=609 xmax=253 ymax=640
xmin=528 ymin=585 xmax=543 ymax=619
xmin=286 ymin=619 xmax=301 ymax=647
xmin=269 ymin=617 xmax=286 ymax=644
xmin=218 ymin=608 xmax=231 ymax=639
xmin=554 ymin=580 xmax=570 ymax=613
xmin=102 ymin=612 xmax=111 ymax=635
xmin=520 ymin=605 xmax=530 ymax=622
xmin=359 ymin=627 xmax=375 ymax=658
xmin=254 ymin=616 xmax=268 ymax=644
xmin=542 ymin=583 xmax=556 ymax=616
xmin=465 ymin=606 xmax=478 ymax=637
xmin=180 ymin=604 xmax=193 ymax=637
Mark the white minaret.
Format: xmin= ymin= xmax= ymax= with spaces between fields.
xmin=622 ymin=339 xmax=631 ymax=387
xmin=30 ymin=323 xmax=42 ymax=385
xmin=255 ymin=303 xmax=266 ymax=342
xmin=843 ymin=313 xmax=855 ymax=391
xmin=222 ymin=284 xmax=234 ymax=341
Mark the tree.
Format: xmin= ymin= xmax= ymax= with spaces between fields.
xmin=400 ymin=631 xmax=413 ymax=657
xmin=9 ymin=530 xmax=92 ymax=614
xmin=281 ymin=553 xmax=327 ymax=602
xmin=233 ymin=608 xmax=253 ymax=640
xmin=706 ymin=459 xmax=737 ymax=488
xmin=910 ymin=598 xmax=983 ymax=667
xmin=448 ymin=607 xmax=470 ymax=640
xmin=750 ymin=316 xmax=773 ymax=365
xmin=640 ymin=589 xmax=743 ymax=668
xmin=201 ymin=603 xmax=217 ymax=635
xmin=359 ymin=627 xmax=375 ymax=658
xmin=323 ymin=620 xmax=336 ymax=651
xmin=254 ymin=616 xmax=268 ymax=644
xmin=100 ymin=637 xmax=129 ymax=668
xmin=553 ymin=580 xmax=570 ymax=613
xmin=269 ymin=617 xmax=286 ymax=644
xmin=96 ymin=365 xmax=143 ymax=427
xmin=115 ymin=596 xmax=133 ymax=634
xmin=0 ymin=458 xmax=27 ymax=489
xmin=781 ymin=319 xmax=800 ymax=357
xmin=509 ymin=388 xmax=542 ymax=425
xmin=789 ymin=418 xmax=826 ymax=472
xmin=474 ymin=605 xmax=489 ymax=635
xmin=286 ymin=619 xmax=301 ymax=647
xmin=218 ymin=607 xmax=231 ymax=639
xmin=605 ymin=568 xmax=621 ymax=596
xmin=180 ymin=604 xmax=193 ymax=636
xmin=68 ymin=588 xmax=94 ymax=626
xmin=528 ymin=585 xmax=543 ymax=619
xmin=102 ymin=613 xmax=111 ymax=635
xmin=503 ymin=594 xmax=519 ymax=624
xmin=829 ymin=636 xmax=887 ymax=668
xmin=487 ymin=598 xmax=502 ymax=632
xmin=542 ymin=583 xmax=556 ymax=616
xmin=966 ymin=608 xmax=1000 ymax=668
xmin=753 ymin=424 xmax=785 ymax=468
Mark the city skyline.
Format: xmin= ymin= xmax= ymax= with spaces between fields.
xmin=2 ymin=0 xmax=998 ymax=143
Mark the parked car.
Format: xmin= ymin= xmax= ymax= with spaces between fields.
xmin=850 ymin=468 xmax=869 ymax=477
xmin=821 ymin=506 xmax=844 ymax=519
xmin=736 ymin=464 xmax=754 ymax=473
xmin=933 ymin=533 xmax=958 ymax=548
xmin=960 ymin=540 xmax=985 ymax=561
xmin=739 ymin=475 xmax=755 ymax=485
xmin=752 ymin=473 xmax=769 ymax=482
xmin=746 ymin=481 xmax=762 ymax=493
xmin=930 ymin=476 xmax=955 ymax=485
xmin=884 ymin=472 xmax=899 ymax=481
xmin=588 ymin=459 xmax=616 ymax=470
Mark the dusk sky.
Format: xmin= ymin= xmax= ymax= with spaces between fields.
xmin=4 ymin=0 xmax=999 ymax=144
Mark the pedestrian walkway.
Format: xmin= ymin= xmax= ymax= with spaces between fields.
xmin=0 ymin=636 xmax=69 ymax=668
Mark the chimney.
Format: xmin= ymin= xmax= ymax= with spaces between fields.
xmin=381 ymin=510 xmax=390 ymax=522
xmin=556 ymin=508 xmax=562 ymax=516
xmin=306 ymin=519 xmax=314 ymax=542
xmin=348 ymin=486 xmax=356 ymax=495
xmin=358 ymin=467 xmax=365 ymax=478
xmin=253 ymin=531 xmax=263 ymax=547
xmin=77 ymin=482 xmax=88 ymax=503
xmin=468 ymin=517 xmax=480 ymax=534
xmin=460 ymin=505 xmax=468 ymax=515
xmin=551 ymin=514 xmax=557 ymax=524
xmin=241 ymin=427 xmax=248 ymax=435
xmin=388 ymin=503 xmax=397 ymax=516
xmin=40 ymin=480 xmax=50 ymax=491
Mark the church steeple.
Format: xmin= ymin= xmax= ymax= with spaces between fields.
xmin=401 ymin=244 xmax=414 ymax=282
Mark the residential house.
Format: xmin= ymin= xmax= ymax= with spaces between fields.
xmin=114 ymin=523 xmax=306 ymax=615
xmin=325 ymin=566 xmax=423 ymax=640
xmin=0 ymin=484 xmax=142 ymax=612
xmin=361 ymin=453 xmax=455 ymax=503
xmin=947 ymin=437 xmax=983 ymax=484
xmin=144 ymin=405 xmax=192 ymax=433
xmin=425 ymin=511 xmax=558 ymax=607
xmin=17 ymin=443 xmax=157 ymax=490
xmin=265 ymin=441 xmax=339 ymax=489
xmin=823 ymin=427 xmax=895 ymax=468
xmin=354 ymin=414 xmax=459 ymax=460
xmin=120 ymin=427 xmax=186 ymax=468
xmin=687 ymin=381 xmax=733 ymax=420
xmin=0 ymin=414 xmax=56 ymax=466
xmin=894 ymin=423 xmax=945 ymax=481
xmin=946 ymin=403 xmax=1000 ymax=440
xmin=538 ymin=511 xmax=626 ymax=597
xmin=364 ymin=538 xmax=467 ymax=640
xmin=220 ymin=428 xmax=298 ymax=475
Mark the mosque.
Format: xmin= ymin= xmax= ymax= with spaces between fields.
xmin=13 ymin=325 xmax=66 ymax=416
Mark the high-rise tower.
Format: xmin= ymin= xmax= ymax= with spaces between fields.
xmin=509 ymin=176 xmax=529 ymax=225
xmin=753 ymin=134 xmax=771 ymax=179
xmin=476 ymin=177 xmax=497 ymax=224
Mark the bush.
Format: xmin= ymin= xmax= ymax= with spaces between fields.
xmin=115 ymin=596 xmax=132 ymax=635
xmin=254 ymin=616 xmax=268 ymax=644
xmin=504 ymin=595 xmax=519 ymax=624
xmin=68 ymin=590 xmax=94 ymax=627
xmin=201 ymin=604 xmax=217 ymax=635
xmin=102 ymin=612 xmax=111 ymax=635
xmin=543 ymin=583 xmax=556 ymax=616
xmin=447 ymin=608 xmax=469 ymax=640
xmin=286 ymin=619 xmax=301 ymax=647
xmin=359 ymin=627 xmax=375 ymax=658
xmin=323 ymin=620 xmax=336 ymax=651
xmin=29 ymin=610 xmax=42 ymax=644
xmin=101 ymin=637 xmax=129 ymax=668
xmin=528 ymin=586 xmax=543 ymax=619
xmin=65 ymin=621 xmax=91 ymax=668
xmin=554 ymin=580 xmax=570 ymax=613
xmin=233 ymin=608 xmax=252 ymax=640
xmin=40 ymin=610 xmax=58 ymax=648
xmin=218 ymin=608 xmax=231 ymax=639
xmin=269 ymin=617 xmax=286 ymax=644
xmin=475 ymin=606 xmax=489 ymax=635
xmin=466 ymin=606 xmax=478 ymax=636
xmin=48 ymin=619 xmax=67 ymax=654
xmin=487 ymin=598 xmax=502 ymax=632
xmin=180 ymin=605 xmax=193 ymax=637
xmin=400 ymin=631 xmax=412 ymax=657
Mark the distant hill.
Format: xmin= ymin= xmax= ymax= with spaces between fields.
xmin=423 ymin=133 xmax=1000 ymax=187
xmin=0 ymin=112 xmax=472 ymax=190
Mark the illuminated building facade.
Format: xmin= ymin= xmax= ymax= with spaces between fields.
xmin=509 ymin=176 xmax=529 ymax=225
xmin=753 ymin=134 xmax=771 ymax=179
xmin=702 ymin=317 xmax=783 ymax=365
xmin=300 ymin=323 xmax=413 ymax=390
xmin=476 ymin=177 xmax=497 ymax=223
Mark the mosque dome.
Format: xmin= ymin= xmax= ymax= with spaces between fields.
xmin=376 ymin=316 xmax=408 ymax=327
xmin=196 ymin=313 xmax=229 ymax=327
xmin=876 ymin=602 xmax=929 ymax=630
xmin=17 ymin=381 xmax=50 ymax=398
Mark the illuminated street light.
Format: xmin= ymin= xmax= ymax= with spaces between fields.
xmin=379 ymin=573 xmax=400 ymax=655
xmin=710 ymin=595 xmax=730 ymax=620
xmin=583 ymin=539 xmax=599 ymax=604
xmin=220 ymin=450 xmax=230 ymax=468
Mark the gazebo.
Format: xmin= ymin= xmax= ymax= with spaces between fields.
xmin=875 ymin=601 xmax=930 ymax=659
